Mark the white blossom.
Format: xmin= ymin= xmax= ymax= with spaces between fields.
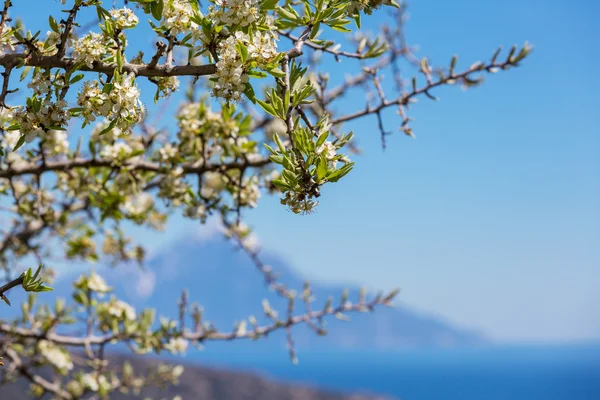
xmin=108 ymin=7 xmax=139 ymax=30
xmin=154 ymin=76 xmax=180 ymax=99
xmin=165 ymin=337 xmax=189 ymax=354
xmin=161 ymin=0 xmax=200 ymax=35
xmin=124 ymin=192 xmax=154 ymax=215
xmin=316 ymin=141 xmax=338 ymax=168
xmin=200 ymin=172 xmax=225 ymax=198
xmin=209 ymin=0 xmax=260 ymax=27
xmin=101 ymin=142 xmax=133 ymax=160
xmin=72 ymin=33 xmax=115 ymax=68
xmin=44 ymin=129 xmax=70 ymax=154
xmin=159 ymin=143 xmax=178 ymax=162
xmin=76 ymin=271 xmax=112 ymax=293
xmin=38 ymin=340 xmax=73 ymax=371
xmin=213 ymin=31 xmax=278 ymax=102
xmin=78 ymin=76 xmax=143 ymax=130
xmin=81 ymin=374 xmax=99 ymax=391
xmin=81 ymin=374 xmax=110 ymax=392
xmin=99 ymin=297 xmax=136 ymax=320
xmin=8 ymin=99 xmax=69 ymax=142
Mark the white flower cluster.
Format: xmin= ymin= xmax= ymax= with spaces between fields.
xmin=72 ymin=32 xmax=116 ymax=68
xmin=176 ymin=102 xmax=239 ymax=159
xmin=38 ymin=340 xmax=73 ymax=371
xmin=100 ymin=142 xmax=132 ymax=160
xmin=209 ymin=0 xmax=260 ymax=27
xmin=154 ymin=76 xmax=180 ymax=99
xmin=108 ymin=7 xmax=139 ymax=30
xmin=237 ymin=175 xmax=260 ymax=208
xmin=0 ymin=127 xmax=21 ymax=154
xmin=75 ymin=271 xmax=112 ymax=293
xmin=27 ymin=72 xmax=55 ymax=95
xmin=100 ymin=140 xmax=144 ymax=164
xmin=77 ymin=76 xmax=143 ymax=130
xmin=213 ymin=31 xmax=278 ymax=102
xmin=214 ymin=36 xmax=247 ymax=102
xmin=245 ymin=30 xmax=279 ymax=68
xmin=45 ymin=29 xmax=62 ymax=49
xmin=177 ymin=102 xmax=225 ymax=138
xmin=165 ymin=337 xmax=189 ymax=354
xmin=98 ymin=297 xmax=137 ymax=321
xmin=8 ymin=99 xmax=69 ymax=142
xmin=124 ymin=192 xmax=154 ymax=216
xmin=81 ymin=373 xmax=111 ymax=393
xmin=158 ymin=166 xmax=189 ymax=205
xmin=158 ymin=143 xmax=178 ymax=162
xmin=91 ymin=120 xmax=126 ymax=142
xmin=281 ymin=192 xmax=319 ymax=214
xmin=0 ymin=30 xmax=16 ymax=56
xmin=161 ymin=0 xmax=200 ymax=35
xmin=44 ymin=23 xmax=75 ymax=55
xmin=316 ymin=141 xmax=338 ymax=168
xmin=43 ymin=129 xmax=70 ymax=155
xmin=200 ymin=171 xmax=226 ymax=199
xmin=348 ymin=0 xmax=388 ymax=15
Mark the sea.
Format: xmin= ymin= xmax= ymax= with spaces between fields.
xmin=195 ymin=343 xmax=600 ymax=400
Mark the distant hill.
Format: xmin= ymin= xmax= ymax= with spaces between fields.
xmin=0 ymin=235 xmax=486 ymax=399
xmin=43 ymin=235 xmax=488 ymax=353
xmin=0 ymin=353 xmax=393 ymax=400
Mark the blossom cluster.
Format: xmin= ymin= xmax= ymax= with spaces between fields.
xmin=7 ymin=100 xmax=69 ymax=143
xmin=107 ymin=7 xmax=139 ymax=30
xmin=38 ymin=340 xmax=74 ymax=372
xmin=161 ymin=0 xmax=200 ymax=35
xmin=72 ymin=32 xmax=117 ymax=68
xmin=214 ymin=31 xmax=279 ymax=102
xmin=77 ymin=75 xmax=144 ymax=130
xmin=208 ymin=0 xmax=261 ymax=27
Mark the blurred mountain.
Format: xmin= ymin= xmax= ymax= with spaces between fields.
xmin=0 ymin=354 xmax=392 ymax=400
xmin=47 ymin=235 xmax=488 ymax=352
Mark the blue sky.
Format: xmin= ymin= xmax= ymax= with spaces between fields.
xmin=11 ymin=1 xmax=599 ymax=342
xmin=248 ymin=0 xmax=600 ymax=342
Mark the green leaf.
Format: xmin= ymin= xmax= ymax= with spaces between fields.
xmin=243 ymin=83 xmax=257 ymax=103
xmin=235 ymin=41 xmax=249 ymax=63
xmin=261 ymin=0 xmax=278 ymax=10
xmin=264 ymin=143 xmax=278 ymax=155
xmin=317 ymin=155 xmax=327 ymax=180
xmin=267 ymin=67 xmax=285 ymax=78
xmin=284 ymin=88 xmax=290 ymax=113
xmin=330 ymin=24 xmax=351 ymax=33
xmin=269 ymin=155 xmax=284 ymax=164
xmin=316 ymin=131 xmax=329 ymax=147
xmin=49 ymin=16 xmax=60 ymax=32
xmin=273 ymin=133 xmax=286 ymax=153
xmin=272 ymin=178 xmax=292 ymax=190
xmin=13 ymin=135 xmax=26 ymax=151
xmin=257 ymin=99 xmax=277 ymax=117
xmin=69 ymin=73 xmax=85 ymax=84
xmin=151 ymin=0 xmax=164 ymax=20
xmin=247 ymin=69 xmax=268 ymax=78
xmin=20 ymin=66 xmax=31 ymax=82
xmin=99 ymin=118 xmax=118 ymax=135
xmin=326 ymin=162 xmax=354 ymax=182
xmin=32 ymin=265 xmax=42 ymax=281
xmin=282 ymin=169 xmax=298 ymax=184
xmin=277 ymin=7 xmax=299 ymax=22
